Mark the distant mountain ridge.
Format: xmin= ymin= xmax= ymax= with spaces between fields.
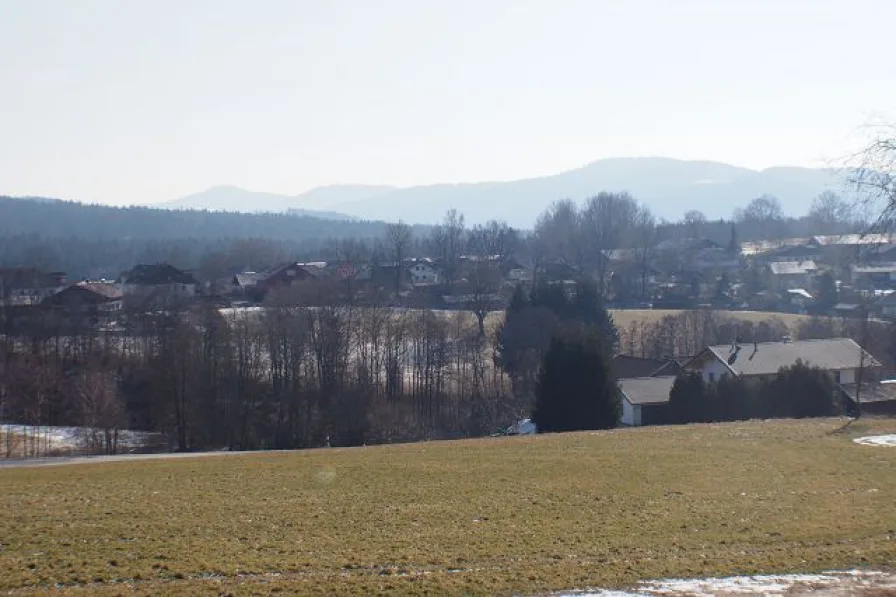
xmin=163 ymin=158 xmax=846 ymax=227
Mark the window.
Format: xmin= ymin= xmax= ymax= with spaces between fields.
xmin=708 ymin=372 xmax=716 ymax=382
xmin=834 ymin=371 xmax=841 ymax=384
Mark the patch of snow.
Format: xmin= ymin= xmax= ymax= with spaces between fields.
xmin=559 ymin=570 xmax=896 ymax=596
xmin=854 ymin=434 xmax=896 ymax=447
xmin=506 ymin=418 xmax=536 ymax=435
xmin=1 ymin=423 xmax=160 ymax=451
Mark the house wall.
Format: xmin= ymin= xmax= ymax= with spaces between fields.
xmin=698 ymin=357 xmax=732 ymax=384
xmin=621 ymin=398 xmax=641 ymax=426
xmin=836 ymin=369 xmax=855 ymax=384
xmin=410 ymin=265 xmax=439 ymax=284
xmin=123 ymin=282 xmax=196 ymax=297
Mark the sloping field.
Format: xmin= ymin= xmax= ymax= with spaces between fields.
xmin=1 ymin=418 xmax=895 ymax=596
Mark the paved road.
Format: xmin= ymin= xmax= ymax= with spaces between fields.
xmin=0 ymin=449 xmax=278 ymax=469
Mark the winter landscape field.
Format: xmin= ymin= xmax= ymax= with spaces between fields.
xmin=1 ymin=417 xmax=895 ymax=596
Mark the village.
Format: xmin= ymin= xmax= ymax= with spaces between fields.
xmin=4 ymin=231 xmax=896 ymax=317
xmin=4 ymin=228 xmax=896 ymax=440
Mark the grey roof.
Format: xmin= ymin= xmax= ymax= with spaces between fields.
xmin=786 ymin=288 xmax=813 ymax=299
xmin=768 ymin=260 xmax=817 ymax=275
xmin=810 ymin=234 xmax=894 ymax=247
xmin=851 ymin=263 xmax=896 ymax=274
xmin=840 ymin=382 xmax=896 ymax=404
xmin=694 ymin=338 xmax=880 ymax=377
xmin=613 ymin=355 xmax=671 ymax=378
xmin=619 ymin=376 xmax=676 ymax=405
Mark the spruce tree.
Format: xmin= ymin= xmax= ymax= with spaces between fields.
xmin=532 ymin=327 xmax=619 ymax=432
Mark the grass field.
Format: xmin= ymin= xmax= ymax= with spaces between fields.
xmin=2 ymin=418 xmax=895 ymax=596
xmin=607 ymin=308 xmax=812 ymax=330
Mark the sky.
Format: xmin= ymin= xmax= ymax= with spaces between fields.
xmin=1 ymin=0 xmax=893 ymax=206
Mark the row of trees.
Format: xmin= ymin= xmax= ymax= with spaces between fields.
xmin=669 ymin=361 xmax=842 ymax=424
xmin=1 ymin=190 xmax=866 ymax=282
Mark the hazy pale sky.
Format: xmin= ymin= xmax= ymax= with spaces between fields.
xmin=1 ymin=0 xmax=893 ymax=206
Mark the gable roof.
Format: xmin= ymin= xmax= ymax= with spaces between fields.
xmin=42 ymin=282 xmax=122 ymax=307
xmin=619 ymin=376 xmax=676 ymax=405
xmin=768 ymin=261 xmax=817 ymax=275
xmin=687 ymin=338 xmax=880 ymax=377
xmin=851 ymin=263 xmax=896 ymax=274
xmin=613 ymin=355 xmax=678 ymax=379
xmin=839 ymin=381 xmax=896 ymax=404
xmin=810 ymin=234 xmax=894 ymax=247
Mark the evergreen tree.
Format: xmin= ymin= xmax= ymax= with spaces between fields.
xmin=727 ymin=222 xmax=740 ymax=254
xmin=758 ymin=360 xmax=840 ymax=418
xmin=668 ymin=372 xmax=708 ymax=424
xmin=713 ymin=375 xmax=756 ymax=421
xmin=532 ymin=327 xmax=619 ymax=432
xmin=816 ymin=272 xmax=838 ymax=311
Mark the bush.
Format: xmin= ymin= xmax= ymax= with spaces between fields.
xmin=668 ymin=372 xmax=709 ymax=424
xmin=758 ymin=360 xmax=840 ymax=418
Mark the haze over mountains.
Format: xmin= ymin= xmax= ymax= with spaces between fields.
xmin=163 ymin=158 xmax=844 ymax=227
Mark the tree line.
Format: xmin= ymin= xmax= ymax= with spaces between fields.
xmin=668 ymin=362 xmax=842 ymax=424
xmin=0 ymin=191 xmax=866 ymax=281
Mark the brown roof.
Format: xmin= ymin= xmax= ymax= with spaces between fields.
xmin=619 ymin=376 xmax=676 ymax=406
xmin=690 ymin=338 xmax=880 ymax=377
xmin=78 ymin=282 xmax=123 ymax=299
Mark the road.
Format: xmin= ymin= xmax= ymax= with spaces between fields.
xmin=0 ymin=449 xmax=281 ymax=469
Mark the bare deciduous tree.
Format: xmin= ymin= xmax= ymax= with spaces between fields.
xmin=582 ymin=192 xmax=639 ymax=296
xmin=386 ymin=220 xmax=412 ymax=297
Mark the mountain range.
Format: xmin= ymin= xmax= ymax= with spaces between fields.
xmin=161 ymin=158 xmax=846 ymax=227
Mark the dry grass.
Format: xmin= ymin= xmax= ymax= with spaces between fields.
xmin=482 ymin=309 xmax=814 ymax=335
xmin=608 ymin=308 xmax=813 ymax=331
xmin=1 ymin=418 xmax=895 ymax=596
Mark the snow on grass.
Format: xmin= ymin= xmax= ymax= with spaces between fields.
xmin=567 ymin=569 xmax=896 ymax=596
xmin=854 ymin=434 xmax=896 ymax=446
xmin=1 ymin=423 xmax=161 ymax=454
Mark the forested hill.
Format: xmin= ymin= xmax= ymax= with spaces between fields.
xmin=0 ymin=196 xmax=420 ymax=279
xmin=0 ymin=196 xmax=392 ymax=241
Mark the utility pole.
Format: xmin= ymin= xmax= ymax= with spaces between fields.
xmin=854 ymin=296 xmax=870 ymax=419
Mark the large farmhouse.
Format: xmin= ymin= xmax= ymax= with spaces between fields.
xmin=682 ymin=338 xmax=880 ymax=385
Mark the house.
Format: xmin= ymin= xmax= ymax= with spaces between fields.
xmin=0 ymin=268 xmax=66 ymax=306
xmin=119 ymin=263 xmax=198 ymax=298
xmin=851 ymin=263 xmax=896 ymax=288
xmin=759 ymin=243 xmax=822 ymax=263
xmin=619 ymin=376 xmax=676 ymax=426
xmin=875 ymin=292 xmax=896 ymax=319
xmin=808 ymin=234 xmax=894 ymax=248
xmin=683 ymin=338 xmax=881 ymax=385
xmin=767 ymin=261 xmax=818 ymax=290
xmin=784 ymin=288 xmax=814 ymax=312
xmin=255 ymin=262 xmax=324 ymax=294
xmin=691 ymin=247 xmax=740 ymax=272
xmin=833 ymin=303 xmax=862 ymax=318
xmin=42 ymin=281 xmax=123 ymax=315
xmin=740 ymin=237 xmax=810 ymax=257
xmin=501 ymin=255 xmax=535 ymax=284
xmin=326 ymin=261 xmax=371 ymax=282
xmin=407 ymin=259 xmax=440 ymax=285
xmin=655 ymin=237 xmax=720 ymax=253
xmin=538 ymin=258 xmax=579 ymax=283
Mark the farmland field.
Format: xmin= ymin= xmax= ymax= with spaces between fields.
xmin=607 ymin=308 xmax=813 ymax=330
xmin=2 ymin=418 xmax=895 ymax=596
